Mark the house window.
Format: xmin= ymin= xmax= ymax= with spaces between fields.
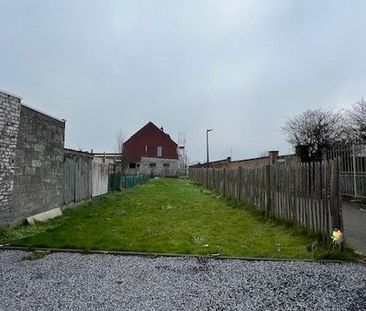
xmin=145 ymin=145 xmax=148 ymax=153
xmin=163 ymin=163 xmax=170 ymax=168
xmin=129 ymin=163 xmax=136 ymax=169
xmin=157 ymin=146 xmax=163 ymax=157
xmin=149 ymin=163 xmax=156 ymax=167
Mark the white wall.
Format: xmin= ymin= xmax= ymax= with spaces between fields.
xmin=92 ymin=161 xmax=109 ymax=197
xmin=126 ymin=156 xmax=180 ymax=177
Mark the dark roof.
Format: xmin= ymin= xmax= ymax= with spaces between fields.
xmin=124 ymin=121 xmax=177 ymax=146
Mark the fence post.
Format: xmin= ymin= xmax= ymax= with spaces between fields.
xmin=265 ymin=164 xmax=272 ymax=219
xmin=352 ymin=143 xmax=358 ymax=198
xmin=223 ymin=168 xmax=226 ymax=197
xmin=74 ymin=159 xmax=77 ymax=202
xmin=330 ymin=159 xmax=343 ymax=232
xmin=205 ymin=168 xmax=208 ymax=188
xmin=238 ymin=167 xmax=242 ymax=202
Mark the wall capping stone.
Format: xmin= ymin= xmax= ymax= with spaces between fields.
xmin=21 ymin=102 xmax=66 ymax=124
xmin=0 ymin=89 xmax=22 ymax=100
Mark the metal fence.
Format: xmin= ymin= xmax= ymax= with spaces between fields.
xmin=109 ymin=173 xmax=149 ymax=191
xmin=327 ymin=144 xmax=366 ymax=199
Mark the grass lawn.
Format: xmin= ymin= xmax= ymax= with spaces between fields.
xmin=0 ymin=178 xmax=355 ymax=260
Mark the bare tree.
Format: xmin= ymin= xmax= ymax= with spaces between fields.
xmin=347 ymin=98 xmax=366 ymax=143
xmin=115 ymin=129 xmax=128 ymax=173
xmin=282 ymin=109 xmax=345 ymax=161
xmin=115 ymin=129 xmax=125 ymax=154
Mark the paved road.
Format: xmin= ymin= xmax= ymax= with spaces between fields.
xmin=0 ymin=251 xmax=365 ymax=311
xmin=343 ymin=203 xmax=366 ymax=256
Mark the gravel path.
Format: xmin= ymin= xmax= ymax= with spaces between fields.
xmin=1 ymin=251 xmax=365 ymax=311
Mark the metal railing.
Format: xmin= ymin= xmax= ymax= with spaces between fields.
xmin=327 ymin=144 xmax=366 ymax=199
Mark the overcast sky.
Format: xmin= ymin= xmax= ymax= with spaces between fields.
xmin=1 ymin=1 xmax=366 ymax=163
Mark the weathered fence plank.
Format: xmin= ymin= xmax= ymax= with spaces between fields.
xmin=189 ymin=160 xmax=341 ymax=236
xmin=330 ymin=159 xmax=343 ymax=231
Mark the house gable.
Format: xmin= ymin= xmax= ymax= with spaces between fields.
xmin=123 ymin=122 xmax=178 ymax=163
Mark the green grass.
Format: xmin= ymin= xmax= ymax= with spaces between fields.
xmin=0 ymin=178 xmax=355 ymax=260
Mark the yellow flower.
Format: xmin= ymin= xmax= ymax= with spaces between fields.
xmin=331 ymin=229 xmax=343 ymax=244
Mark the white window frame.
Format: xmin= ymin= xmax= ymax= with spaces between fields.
xmin=157 ymin=146 xmax=163 ymax=157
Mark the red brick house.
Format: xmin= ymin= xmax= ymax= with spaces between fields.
xmin=123 ymin=122 xmax=179 ymax=176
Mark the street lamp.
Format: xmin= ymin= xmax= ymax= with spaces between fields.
xmin=206 ymin=129 xmax=212 ymax=168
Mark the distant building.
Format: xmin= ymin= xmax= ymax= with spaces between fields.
xmin=123 ymin=122 xmax=180 ymax=177
xmin=190 ymin=151 xmax=300 ymax=170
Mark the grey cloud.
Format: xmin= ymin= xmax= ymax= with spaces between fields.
xmin=1 ymin=0 xmax=365 ymax=163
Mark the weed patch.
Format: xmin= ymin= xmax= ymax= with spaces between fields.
xmin=22 ymin=250 xmax=50 ymax=261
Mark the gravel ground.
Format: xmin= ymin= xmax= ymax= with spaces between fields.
xmin=0 ymin=251 xmax=365 ymax=311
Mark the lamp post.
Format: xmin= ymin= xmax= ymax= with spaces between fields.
xmin=206 ymin=129 xmax=212 ymax=168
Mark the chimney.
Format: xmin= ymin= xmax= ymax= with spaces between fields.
xmin=295 ymin=145 xmax=310 ymax=162
xmin=160 ymin=127 xmax=164 ymax=132
xmin=227 ymin=157 xmax=231 ymax=162
xmin=268 ymin=151 xmax=279 ymax=165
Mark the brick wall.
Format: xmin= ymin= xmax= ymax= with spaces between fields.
xmin=190 ymin=152 xmax=301 ymax=170
xmin=0 ymin=91 xmax=21 ymax=224
xmin=226 ymin=157 xmax=271 ymax=169
xmin=10 ymin=105 xmax=65 ymax=224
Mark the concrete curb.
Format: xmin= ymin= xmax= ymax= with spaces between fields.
xmin=0 ymin=245 xmax=348 ymax=264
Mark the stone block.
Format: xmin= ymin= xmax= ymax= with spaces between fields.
xmin=26 ymin=207 xmax=63 ymax=225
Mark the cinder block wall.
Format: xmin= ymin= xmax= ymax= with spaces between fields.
xmin=10 ymin=105 xmax=65 ymax=224
xmin=0 ymin=92 xmax=21 ymax=225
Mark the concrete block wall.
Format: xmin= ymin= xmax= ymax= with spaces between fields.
xmin=10 ymin=105 xmax=65 ymax=224
xmin=0 ymin=91 xmax=21 ymax=224
xmin=0 ymin=89 xmax=111 ymax=225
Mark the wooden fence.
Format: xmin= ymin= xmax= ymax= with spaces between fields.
xmin=189 ymin=160 xmax=343 ymax=236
